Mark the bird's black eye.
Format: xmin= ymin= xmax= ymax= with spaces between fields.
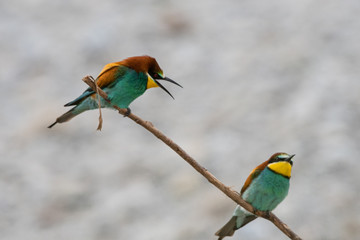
xmin=152 ymin=73 xmax=160 ymax=79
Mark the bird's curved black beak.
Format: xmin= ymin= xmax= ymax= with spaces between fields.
xmin=155 ymin=77 xmax=183 ymax=99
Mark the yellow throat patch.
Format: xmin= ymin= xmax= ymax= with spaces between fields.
xmin=146 ymin=74 xmax=158 ymax=89
xmin=268 ymin=161 xmax=292 ymax=178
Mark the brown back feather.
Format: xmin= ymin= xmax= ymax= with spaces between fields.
xmin=240 ymin=160 xmax=269 ymax=194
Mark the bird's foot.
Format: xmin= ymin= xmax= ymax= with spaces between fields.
xmin=254 ymin=209 xmax=271 ymax=219
xmin=263 ymin=211 xmax=271 ymax=218
xmin=123 ymin=108 xmax=131 ymax=117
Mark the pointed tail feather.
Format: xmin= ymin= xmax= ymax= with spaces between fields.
xmin=48 ymin=121 xmax=58 ymax=128
xmin=48 ymin=106 xmax=83 ymax=128
xmin=215 ymin=214 xmax=257 ymax=239
xmin=215 ymin=216 xmax=237 ymax=240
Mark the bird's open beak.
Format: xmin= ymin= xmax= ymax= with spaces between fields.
xmin=155 ymin=76 xmax=183 ymax=99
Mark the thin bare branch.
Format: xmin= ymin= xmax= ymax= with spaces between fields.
xmin=82 ymin=75 xmax=302 ymax=240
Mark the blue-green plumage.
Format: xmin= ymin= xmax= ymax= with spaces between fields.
xmin=104 ymin=69 xmax=148 ymax=108
xmin=49 ymin=67 xmax=147 ymax=127
xmin=231 ymin=167 xmax=289 ymax=230
xmin=242 ymin=167 xmax=289 ymax=211
xmin=215 ymin=153 xmax=294 ymax=240
xmin=66 ymin=66 xmax=147 ymax=110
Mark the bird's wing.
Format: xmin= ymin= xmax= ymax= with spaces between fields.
xmin=64 ymin=62 xmax=126 ymax=106
xmin=240 ymin=160 xmax=269 ymax=194
xmin=96 ymin=62 xmax=125 ymax=89
xmin=64 ymin=89 xmax=94 ymax=106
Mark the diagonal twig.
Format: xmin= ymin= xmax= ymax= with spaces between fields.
xmin=82 ymin=75 xmax=302 ymax=240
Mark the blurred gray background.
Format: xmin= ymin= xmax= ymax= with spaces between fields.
xmin=1 ymin=0 xmax=360 ymax=239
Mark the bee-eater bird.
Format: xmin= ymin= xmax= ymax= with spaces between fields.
xmin=215 ymin=152 xmax=295 ymax=240
xmin=48 ymin=56 xmax=182 ymax=128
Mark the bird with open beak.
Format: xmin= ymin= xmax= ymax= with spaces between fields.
xmin=48 ymin=55 xmax=182 ymax=128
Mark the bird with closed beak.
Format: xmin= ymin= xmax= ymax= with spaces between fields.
xmin=48 ymin=55 xmax=182 ymax=128
xmin=215 ymin=152 xmax=295 ymax=240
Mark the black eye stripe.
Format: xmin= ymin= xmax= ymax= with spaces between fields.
xmin=269 ymin=158 xmax=276 ymax=163
xmin=269 ymin=154 xmax=290 ymax=163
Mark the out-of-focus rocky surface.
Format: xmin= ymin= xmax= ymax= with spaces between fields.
xmin=1 ymin=0 xmax=360 ymax=239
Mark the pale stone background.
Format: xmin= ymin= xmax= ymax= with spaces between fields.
xmin=1 ymin=0 xmax=360 ymax=239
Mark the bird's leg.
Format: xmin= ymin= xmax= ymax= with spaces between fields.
xmin=253 ymin=208 xmax=271 ymax=219
xmin=123 ymin=108 xmax=131 ymax=117
xmin=263 ymin=211 xmax=271 ymax=219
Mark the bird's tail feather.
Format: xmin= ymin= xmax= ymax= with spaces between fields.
xmin=48 ymin=106 xmax=84 ymax=128
xmin=215 ymin=216 xmax=237 ymax=240
xmin=215 ymin=213 xmax=257 ymax=239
